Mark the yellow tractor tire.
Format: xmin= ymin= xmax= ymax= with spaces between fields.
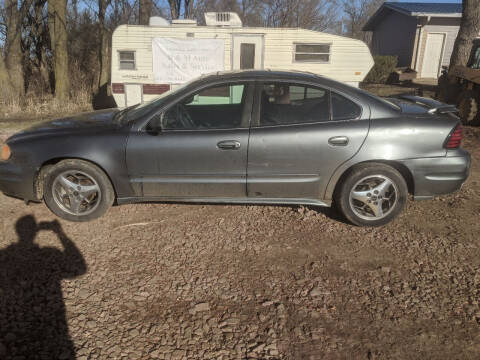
xmin=458 ymin=90 xmax=480 ymax=126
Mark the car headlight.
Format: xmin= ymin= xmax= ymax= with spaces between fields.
xmin=1 ymin=144 xmax=11 ymax=161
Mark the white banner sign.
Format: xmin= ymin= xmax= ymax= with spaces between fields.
xmin=152 ymin=38 xmax=225 ymax=83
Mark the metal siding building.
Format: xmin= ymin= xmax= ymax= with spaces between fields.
xmin=364 ymin=2 xmax=466 ymax=79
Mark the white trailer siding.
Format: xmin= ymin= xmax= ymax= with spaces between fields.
xmin=111 ymin=25 xmax=373 ymax=106
xmin=261 ymin=29 xmax=373 ymax=83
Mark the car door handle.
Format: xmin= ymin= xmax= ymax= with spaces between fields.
xmin=217 ymin=140 xmax=241 ymax=150
xmin=328 ymin=136 xmax=349 ymax=146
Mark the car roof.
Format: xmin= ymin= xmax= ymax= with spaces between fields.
xmin=199 ymin=69 xmax=329 ymax=83
xmin=197 ymin=69 xmax=368 ymax=98
xmin=179 ymin=70 xmax=400 ymax=119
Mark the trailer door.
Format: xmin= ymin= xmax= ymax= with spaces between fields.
xmin=232 ymin=35 xmax=264 ymax=70
xmin=125 ymin=84 xmax=143 ymax=106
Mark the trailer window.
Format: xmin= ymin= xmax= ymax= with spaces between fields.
xmin=119 ymin=51 xmax=135 ymax=70
xmin=294 ymin=44 xmax=330 ymax=63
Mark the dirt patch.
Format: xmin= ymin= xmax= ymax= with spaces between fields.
xmin=1 ymin=125 xmax=480 ymax=359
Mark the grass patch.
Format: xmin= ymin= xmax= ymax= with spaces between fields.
xmin=0 ymin=89 xmax=92 ymax=125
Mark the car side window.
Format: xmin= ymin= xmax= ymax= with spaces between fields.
xmin=259 ymin=83 xmax=330 ymax=126
xmin=331 ymin=92 xmax=361 ymax=120
xmin=161 ymin=84 xmax=246 ymax=130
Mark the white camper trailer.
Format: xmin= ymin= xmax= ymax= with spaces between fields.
xmin=111 ymin=12 xmax=374 ymax=107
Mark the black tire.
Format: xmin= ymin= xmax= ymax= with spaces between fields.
xmin=43 ymin=159 xmax=115 ymax=222
xmin=458 ymin=90 xmax=480 ymax=126
xmin=334 ymin=163 xmax=408 ymax=227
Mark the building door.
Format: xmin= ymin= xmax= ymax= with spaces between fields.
xmin=421 ymin=33 xmax=445 ymax=78
xmin=232 ymin=35 xmax=264 ymax=70
xmin=125 ymin=84 xmax=143 ymax=106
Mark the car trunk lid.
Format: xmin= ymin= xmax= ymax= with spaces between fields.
xmin=385 ymin=95 xmax=459 ymax=116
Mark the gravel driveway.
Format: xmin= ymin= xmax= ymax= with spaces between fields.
xmin=0 ymin=128 xmax=480 ymax=359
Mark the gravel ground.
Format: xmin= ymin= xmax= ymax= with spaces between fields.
xmin=0 ymin=127 xmax=480 ymax=360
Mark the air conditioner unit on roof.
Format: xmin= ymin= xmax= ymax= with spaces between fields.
xmin=149 ymin=17 xmax=170 ymax=26
xmin=204 ymin=12 xmax=242 ymax=27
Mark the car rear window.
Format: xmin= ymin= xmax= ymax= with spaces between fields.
xmin=259 ymin=83 xmax=330 ymax=126
xmin=331 ymin=92 xmax=362 ymax=120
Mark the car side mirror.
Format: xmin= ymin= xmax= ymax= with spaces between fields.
xmin=183 ymin=95 xmax=195 ymax=105
xmin=146 ymin=112 xmax=164 ymax=135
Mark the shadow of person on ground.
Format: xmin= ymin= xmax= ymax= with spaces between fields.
xmin=0 ymin=215 xmax=86 ymax=360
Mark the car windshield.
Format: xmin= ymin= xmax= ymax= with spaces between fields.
xmin=116 ymin=80 xmax=196 ymax=123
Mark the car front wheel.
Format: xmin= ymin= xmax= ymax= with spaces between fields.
xmin=335 ymin=164 xmax=408 ymax=227
xmin=43 ymin=159 xmax=115 ymax=222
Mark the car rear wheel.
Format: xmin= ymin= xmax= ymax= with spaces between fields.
xmin=43 ymin=160 xmax=114 ymax=222
xmin=335 ymin=164 xmax=408 ymax=227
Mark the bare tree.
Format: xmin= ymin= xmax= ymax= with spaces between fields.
xmin=23 ymin=0 xmax=51 ymax=93
xmin=193 ymin=0 xmax=338 ymax=30
xmin=262 ymin=0 xmax=340 ymax=32
xmin=167 ymin=0 xmax=181 ymax=19
xmin=97 ymin=0 xmax=111 ymax=90
xmin=139 ymin=0 xmax=152 ymax=24
xmin=110 ymin=0 xmax=137 ymax=26
xmin=343 ymin=0 xmax=382 ymax=41
xmin=5 ymin=0 xmax=24 ymax=97
xmin=49 ymin=0 xmax=70 ymax=100
xmin=0 ymin=55 xmax=9 ymax=100
xmin=449 ymin=0 xmax=480 ymax=68
xmin=184 ymin=0 xmax=194 ymax=18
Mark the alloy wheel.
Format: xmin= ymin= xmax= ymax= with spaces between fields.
xmin=52 ymin=171 xmax=101 ymax=216
xmin=348 ymin=175 xmax=398 ymax=221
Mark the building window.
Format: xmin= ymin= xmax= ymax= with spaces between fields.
xmin=240 ymin=43 xmax=256 ymax=69
xmin=294 ymin=43 xmax=330 ymax=63
xmin=119 ymin=51 xmax=135 ymax=70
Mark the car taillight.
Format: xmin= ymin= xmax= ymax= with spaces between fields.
xmin=444 ymin=123 xmax=463 ymax=149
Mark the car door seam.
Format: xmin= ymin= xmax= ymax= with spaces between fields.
xmin=323 ymin=106 xmax=372 ymax=200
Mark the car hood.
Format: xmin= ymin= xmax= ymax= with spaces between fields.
xmin=7 ymin=108 xmax=121 ymax=143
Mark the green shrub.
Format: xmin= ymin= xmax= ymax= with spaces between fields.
xmin=364 ymin=55 xmax=398 ymax=84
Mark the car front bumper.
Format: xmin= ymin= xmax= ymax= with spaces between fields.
xmin=399 ymin=148 xmax=471 ymax=199
xmin=0 ymin=161 xmax=37 ymax=201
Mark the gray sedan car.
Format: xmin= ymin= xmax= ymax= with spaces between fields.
xmin=0 ymin=70 xmax=471 ymax=226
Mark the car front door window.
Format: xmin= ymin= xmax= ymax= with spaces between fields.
xmin=161 ymin=84 xmax=246 ymax=130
